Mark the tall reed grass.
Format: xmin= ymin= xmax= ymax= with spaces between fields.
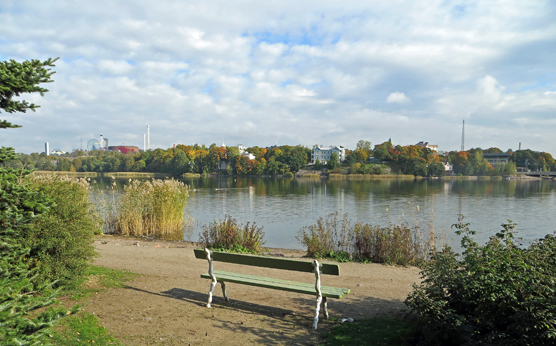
xmin=297 ymin=212 xmax=440 ymax=265
xmin=113 ymin=179 xmax=190 ymax=240
xmin=199 ymin=215 xmax=266 ymax=253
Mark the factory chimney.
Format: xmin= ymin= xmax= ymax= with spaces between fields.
xmin=147 ymin=125 xmax=150 ymax=150
xmin=45 ymin=142 xmax=50 ymax=156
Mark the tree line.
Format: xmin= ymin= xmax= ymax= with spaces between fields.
xmin=5 ymin=140 xmax=556 ymax=178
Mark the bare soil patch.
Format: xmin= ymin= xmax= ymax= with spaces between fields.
xmin=86 ymin=235 xmax=421 ymax=345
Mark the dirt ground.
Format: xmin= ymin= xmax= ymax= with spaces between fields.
xmin=86 ymin=235 xmax=422 ymax=345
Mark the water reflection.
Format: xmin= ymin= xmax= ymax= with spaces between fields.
xmin=90 ymin=177 xmax=556 ymax=250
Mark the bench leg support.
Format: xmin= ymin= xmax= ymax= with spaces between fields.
xmin=323 ymin=297 xmax=329 ymax=320
xmin=207 ymin=277 xmax=217 ymax=308
xmin=314 ymin=295 xmax=322 ymax=329
xmin=221 ymin=281 xmax=230 ymax=302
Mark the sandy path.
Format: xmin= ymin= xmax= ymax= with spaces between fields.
xmin=86 ymin=235 xmax=421 ymax=345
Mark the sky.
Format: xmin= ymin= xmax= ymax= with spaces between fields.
xmin=1 ymin=0 xmax=555 ymax=154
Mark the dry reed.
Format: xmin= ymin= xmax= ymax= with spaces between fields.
xmin=297 ymin=212 xmax=441 ymax=265
xmin=114 ymin=179 xmax=190 ymax=240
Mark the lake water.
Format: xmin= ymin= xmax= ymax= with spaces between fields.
xmin=93 ymin=177 xmax=556 ymax=251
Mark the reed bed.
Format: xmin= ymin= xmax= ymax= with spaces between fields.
xmin=113 ymin=179 xmax=190 ymax=240
xmin=182 ymin=173 xmax=202 ymax=178
xmin=103 ymin=172 xmax=170 ymax=178
xmin=32 ymin=171 xmax=99 ymax=177
xmin=297 ymin=212 xmax=441 ymax=265
xmin=342 ymin=174 xmax=416 ymax=180
xmin=440 ymin=176 xmax=479 ymax=180
xmin=199 ymin=215 xmax=266 ymax=253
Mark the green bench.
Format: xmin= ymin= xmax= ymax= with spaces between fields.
xmin=194 ymin=248 xmax=350 ymax=329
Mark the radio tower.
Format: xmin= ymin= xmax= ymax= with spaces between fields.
xmin=460 ymin=120 xmax=465 ymax=152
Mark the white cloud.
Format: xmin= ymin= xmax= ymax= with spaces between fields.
xmin=386 ymin=92 xmax=410 ymax=104
xmin=1 ymin=0 xmax=556 ymax=154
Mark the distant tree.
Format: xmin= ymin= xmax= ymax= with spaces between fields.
xmin=484 ymin=147 xmax=503 ymax=154
xmin=327 ymin=153 xmax=340 ymax=169
xmin=315 ymin=159 xmax=322 ymax=170
xmin=373 ymin=141 xmax=393 ymax=161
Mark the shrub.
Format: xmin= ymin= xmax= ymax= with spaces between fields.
xmin=114 ymin=179 xmax=189 ymax=240
xmin=296 ymin=212 xmax=351 ymax=259
xmin=21 ymin=175 xmax=100 ymax=287
xmin=199 ymin=215 xmax=265 ymax=253
xmin=352 ymin=222 xmax=431 ymax=265
xmin=405 ymin=216 xmax=556 ymax=345
xmin=297 ymin=213 xmax=436 ymax=265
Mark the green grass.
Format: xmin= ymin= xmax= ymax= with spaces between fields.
xmin=45 ymin=312 xmax=123 ymax=345
xmin=62 ymin=265 xmax=139 ymax=300
xmin=321 ymin=317 xmax=418 ymax=346
xmin=42 ymin=265 xmax=138 ymax=345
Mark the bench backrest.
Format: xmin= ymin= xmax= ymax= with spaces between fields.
xmin=194 ymin=249 xmax=340 ymax=275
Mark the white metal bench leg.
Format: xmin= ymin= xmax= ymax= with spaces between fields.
xmin=313 ymin=260 xmax=322 ymax=329
xmin=221 ymin=281 xmax=230 ymax=302
xmin=207 ymin=277 xmax=217 ymax=308
xmin=205 ymin=248 xmax=217 ymax=308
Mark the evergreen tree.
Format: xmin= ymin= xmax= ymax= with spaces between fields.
xmin=1 ymin=58 xmax=78 ymax=345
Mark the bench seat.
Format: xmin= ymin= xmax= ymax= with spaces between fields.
xmin=201 ymin=270 xmax=350 ymax=298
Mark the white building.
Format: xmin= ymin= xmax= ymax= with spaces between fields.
xmin=416 ymin=141 xmax=438 ymax=152
xmin=311 ymin=145 xmax=346 ymax=164
xmin=50 ymin=149 xmax=66 ymax=156
xmin=238 ymin=144 xmax=256 ymax=160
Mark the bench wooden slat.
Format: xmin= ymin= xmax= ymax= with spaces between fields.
xmin=201 ymin=270 xmax=350 ymax=299
xmin=194 ymin=249 xmax=340 ymax=275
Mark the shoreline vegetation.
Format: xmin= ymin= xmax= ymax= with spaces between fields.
xmin=32 ymin=169 xmax=546 ymax=180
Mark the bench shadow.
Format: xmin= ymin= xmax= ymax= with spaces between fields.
xmin=161 ymin=287 xmax=298 ymax=319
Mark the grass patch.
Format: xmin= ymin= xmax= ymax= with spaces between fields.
xmin=62 ymin=265 xmax=139 ymax=300
xmin=321 ymin=317 xmax=417 ymax=346
xmin=46 ymin=312 xmax=123 ymax=345
xmin=43 ymin=265 xmax=138 ymax=345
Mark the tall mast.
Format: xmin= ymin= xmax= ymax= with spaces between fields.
xmin=461 ymin=120 xmax=465 ymax=152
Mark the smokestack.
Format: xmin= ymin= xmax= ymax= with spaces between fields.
xmin=519 ymin=142 xmax=521 ymax=150
xmin=147 ymin=125 xmax=150 ymax=150
xmin=45 ymin=142 xmax=50 ymax=156
xmin=143 ymin=133 xmax=146 ymax=151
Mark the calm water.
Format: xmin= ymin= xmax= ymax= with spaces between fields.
xmin=93 ymin=177 xmax=556 ymax=250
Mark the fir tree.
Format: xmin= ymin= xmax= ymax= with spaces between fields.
xmin=1 ymin=58 xmax=78 ymax=346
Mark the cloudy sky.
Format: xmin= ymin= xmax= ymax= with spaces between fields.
xmin=1 ymin=1 xmax=555 ymax=154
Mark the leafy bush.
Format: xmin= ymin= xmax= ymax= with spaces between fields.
xmin=114 ymin=179 xmax=190 ymax=240
xmin=405 ymin=216 xmax=556 ymax=345
xmin=20 ymin=175 xmax=100 ymax=287
xmin=297 ymin=213 xmax=436 ymax=265
xmin=199 ymin=215 xmax=265 ymax=253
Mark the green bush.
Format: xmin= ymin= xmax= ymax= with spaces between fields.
xmin=21 ymin=175 xmax=99 ymax=287
xmin=199 ymin=215 xmax=265 ymax=253
xmin=405 ymin=216 xmax=556 ymax=345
